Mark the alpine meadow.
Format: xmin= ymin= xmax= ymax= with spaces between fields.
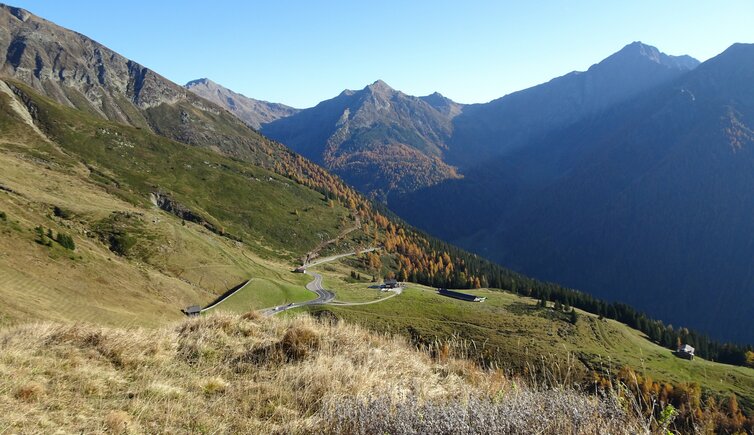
xmin=1 ymin=2 xmax=754 ymax=434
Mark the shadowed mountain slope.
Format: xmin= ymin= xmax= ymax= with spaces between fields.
xmin=446 ymin=41 xmax=699 ymax=168
xmin=392 ymin=43 xmax=754 ymax=343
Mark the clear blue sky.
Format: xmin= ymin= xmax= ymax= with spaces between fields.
xmin=8 ymin=0 xmax=754 ymax=107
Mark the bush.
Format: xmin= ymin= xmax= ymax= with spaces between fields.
xmin=34 ymin=226 xmax=52 ymax=247
xmin=56 ymin=233 xmax=76 ymax=250
xmin=108 ymin=232 xmax=136 ymax=256
xmin=280 ymin=325 xmax=320 ymax=361
xmin=0 ymin=211 xmax=6 ymax=221
xmin=53 ymin=206 xmax=72 ymax=219
xmin=570 ymin=309 xmax=579 ymax=325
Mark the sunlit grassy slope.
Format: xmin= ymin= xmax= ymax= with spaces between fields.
xmin=0 ymin=80 xmax=354 ymax=327
xmin=0 ymin=313 xmax=643 ymax=434
xmin=300 ymin=258 xmax=754 ymax=411
xmin=1 ymin=76 xmax=752 ymax=419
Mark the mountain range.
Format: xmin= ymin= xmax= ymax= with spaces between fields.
xmin=2 ymin=4 xmax=754 ymax=431
xmin=393 ymin=44 xmax=754 ymax=343
xmin=3 ymin=0 xmax=753 ymax=344
xmin=188 ymin=42 xmax=698 ymax=200
xmin=187 ymin=42 xmax=754 ymax=343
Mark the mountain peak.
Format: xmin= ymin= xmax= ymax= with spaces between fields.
xmin=184 ymin=78 xmax=299 ymax=129
xmin=420 ymin=92 xmax=464 ymax=118
xmin=602 ymin=41 xmax=700 ymax=71
xmin=716 ymin=42 xmax=754 ymax=60
xmin=691 ymin=42 xmax=754 ymax=85
xmin=1 ymin=4 xmax=31 ymax=21
xmin=365 ymin=79 xmax=394 ymax=93
xmin=185 ymin=78 xmax=213 ymax=87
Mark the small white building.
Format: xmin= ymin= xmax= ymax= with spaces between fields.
xmin=676 ymin=344 xmax=695 ymax=360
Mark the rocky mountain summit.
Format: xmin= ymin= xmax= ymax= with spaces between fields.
xmin=260 ymin=80 xmax=464 ymax=199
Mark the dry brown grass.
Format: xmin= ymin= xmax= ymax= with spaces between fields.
xmin=0 ymin=312 xmax=647 ymax=434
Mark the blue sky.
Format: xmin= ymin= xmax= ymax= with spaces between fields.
xmin=8 ymin=0 xmax=754 ymax=107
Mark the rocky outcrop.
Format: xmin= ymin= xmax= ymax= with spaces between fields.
xmin=151 ymin=192 xmax=207 ymax=227
xmin=0 ymin=4 xmax=276 ymax=163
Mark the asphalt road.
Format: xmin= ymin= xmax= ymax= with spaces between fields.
xmin=261 ymin=248 xmax=380 ymax=316
xmin=261 ymin=270 xmax=335 ymax=316
xmin=304 ymin=247 xmax=378 ymax=268
xmin=301 ymin=270 xmax=335 ymax=305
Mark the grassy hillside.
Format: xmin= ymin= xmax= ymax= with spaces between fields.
xmin=6 ymin=80 xmax=360 ymax=258
xmin=299 ymin=259 xmax=754 ymax=415
xmin=0 ymin=79 xmax=361 ymax=327
xmin=0 ymin=312 xmax=645 ymax=434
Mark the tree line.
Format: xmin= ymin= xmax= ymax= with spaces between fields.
xmin=265 ymin=141 xmax=754 ymax=369
xmin=403 ymin=226 xmax=754 ymax=368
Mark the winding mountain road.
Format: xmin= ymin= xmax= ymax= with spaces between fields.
xmin=262 ymin=247 xmax=396 ymax=316
xmin=261 ymin=270 xmax=335 ymax=316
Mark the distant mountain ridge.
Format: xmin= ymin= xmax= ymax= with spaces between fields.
xmin=392 ymin=42 xmax=754 ymax=343
xmin=260 ymin=79 xmax=464 ymax=200
xmin=196 ymin=42 xmax=697 ymax=199
xmin=185 ymin=78 xmax=299 ymax=130
xmin=445 ymin=41 xmax=700 ymax=168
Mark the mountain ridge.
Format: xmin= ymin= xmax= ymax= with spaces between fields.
xmin=199 ymin=42 xmax=698 ymax=198
xmin=260 ymin=78 xmax=463 ymax=199
xmin=184 ymin=77 xmax=299 ymax=130
xmin=391 ymin=42 xmax=754 ymax=343
xmin=445 ymin=41 xmax=700 ymax=168
xmin=0 ymin=3 xmax=286 ymax=167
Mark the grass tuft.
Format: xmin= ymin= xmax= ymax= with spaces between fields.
xmin=281 ymin=325 xmax=321 ymax=361
xmin=14 ymin=382 xmax=45 ymax=402
xmin=104 ymin=410 xmax=132 ymax=433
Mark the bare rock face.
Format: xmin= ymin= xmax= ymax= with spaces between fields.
xmin=0 ymin=4 xmax=274 ymax=161
xmin=0 ymin=5 xmax=177 ymax=121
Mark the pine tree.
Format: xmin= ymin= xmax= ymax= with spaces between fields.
xmin=569 ymin=309 xmax=578 ymax=324
xmin=56 ymin=233 xmax=76 ymax=250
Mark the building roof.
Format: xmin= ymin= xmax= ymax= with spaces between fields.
xmin=184 ymin=305 xmax=201 ymax=314
xmin=679 ymin=344 xmax=695 ymax=353
xmin=437 ymin=288 xmax=485 ymax=302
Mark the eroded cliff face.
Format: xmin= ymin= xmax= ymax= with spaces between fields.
xmin=0 ymin=4 xmax=277 ymax=162
xmin=0 ymin=5 xmax=178 ymax=121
